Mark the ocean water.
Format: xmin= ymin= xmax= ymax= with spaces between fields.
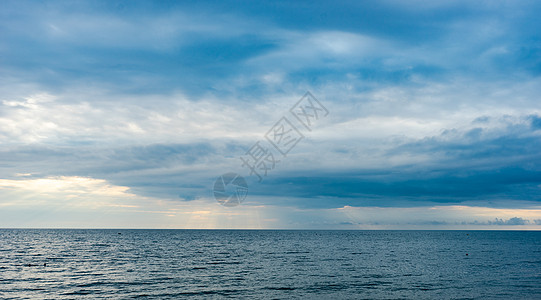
xmin=0 ymin=230 xmax=539 ymax=299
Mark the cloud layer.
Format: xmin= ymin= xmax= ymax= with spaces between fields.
xmin=1 ymin=0 xmax=540 ymax=228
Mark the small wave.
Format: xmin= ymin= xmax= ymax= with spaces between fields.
xmin=206 ymin=260 xmax=241 ymax=265
xmin=62 ymin=289 xmax=96 ymax=295
xmin=264 ymin=286 xmax=296 ymax=291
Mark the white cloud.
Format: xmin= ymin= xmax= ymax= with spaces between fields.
xmin=0 ymin=176 xmax=138 ymax=208
xmin=260 ymin=204 xmax=541 ymax=229
xmin=0 ymin=175 xmax=270 ymax=228
xmin=246 ymin=30 xmax=390 ymax=72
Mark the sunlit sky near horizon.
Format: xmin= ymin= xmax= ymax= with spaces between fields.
xmin=1 ymin=0 xmax=541 ymax=229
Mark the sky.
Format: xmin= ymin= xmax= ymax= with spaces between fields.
xmin=1 ymin=0 xmax=540 ymax=229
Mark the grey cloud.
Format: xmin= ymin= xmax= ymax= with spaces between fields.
xmin=488 ymin=217 xmax=530 ymax=226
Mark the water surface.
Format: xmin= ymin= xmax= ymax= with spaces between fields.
xmin=0 ymin=230 xmax=539 ymax=299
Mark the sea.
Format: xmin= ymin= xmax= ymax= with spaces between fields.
xmin=0 ymin=230 xmax=539 ymax=299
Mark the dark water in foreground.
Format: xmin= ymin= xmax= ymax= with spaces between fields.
xmin=0 ymin=230 xmax=539 ymax=299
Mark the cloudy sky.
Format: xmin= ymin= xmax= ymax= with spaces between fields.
xmin=1 ymin=0 xmax=540 ymax=229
